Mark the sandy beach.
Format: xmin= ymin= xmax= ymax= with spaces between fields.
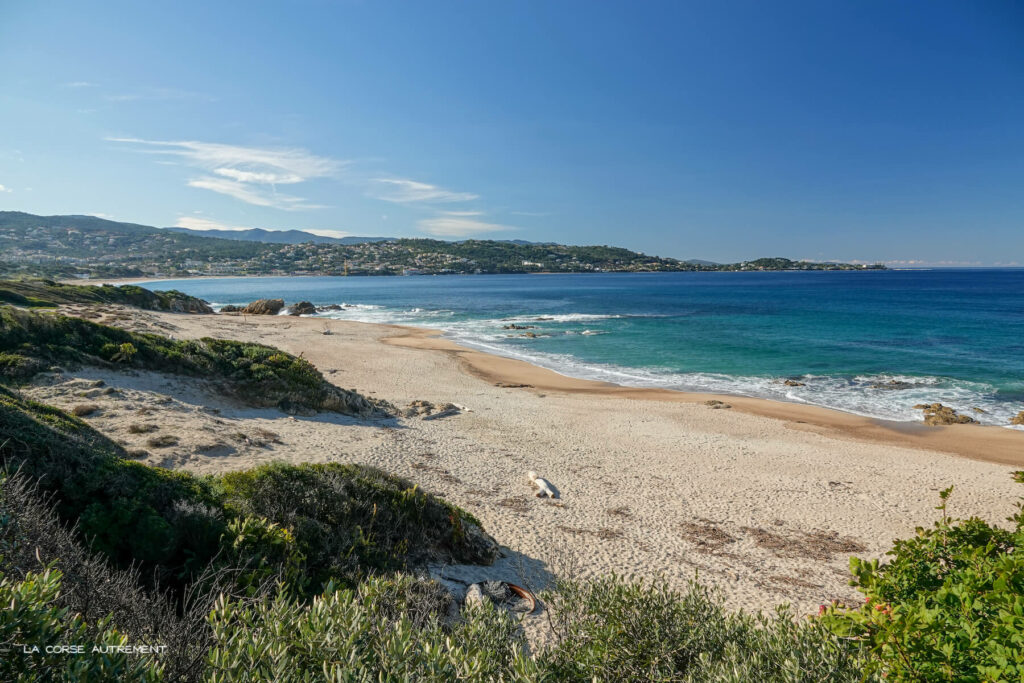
xmin=25 ymin=306 xmax=1024 ymax=617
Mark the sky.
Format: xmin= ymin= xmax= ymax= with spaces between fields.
xmin=1 ymin=1 xmax=1022 ymax=265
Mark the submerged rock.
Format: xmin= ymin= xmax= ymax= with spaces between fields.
xmin=913 ymin=403 xmax=979 ymax=426
xmin=783 ymin=379 xmax=806 ymax=387
xmin=869 ymin=380 xmax=916 ymax=390
xmin=1011 ymin=411 xmax=1024 ymax=426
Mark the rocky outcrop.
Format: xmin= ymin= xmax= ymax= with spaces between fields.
xmin=239 ymin=298 xmax=285 ymax=315
xmin=783 ymin=379 xmax=806 ymax=387
xmin=288 ymin=301 xmax=316 ymax=316
xmin=219 ymin=304 xmax=241 ymax=313
xmin=914 ymin=403 xmax=979 ymax=426
xmin=1011 ymin=411 xmax=1024 ymax=426
xmin=161 ymin=294 xmax=214 ymax=314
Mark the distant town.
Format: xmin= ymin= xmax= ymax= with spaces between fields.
xmin=0 ymin=211 xmax=886 ymax=279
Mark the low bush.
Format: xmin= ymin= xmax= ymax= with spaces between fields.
xmin=823 ymin=483 xmax=1024 ymax=681
xmin=0 ymin=278 xmax=212 ymax=313
xmin=0 ymin=305 xmax=384 ymax=415
xmin=205 ymin=576 xmax=537 ymax=682
xmin=1 ymin=388 xmax=492 ymax=598
xmin=0 ymin=569 xmax=165 ymax=681
xmin=218 ymin=462 xmax=497 ymax=593
xmin=538 ymin=574 xmax=869 ymax=681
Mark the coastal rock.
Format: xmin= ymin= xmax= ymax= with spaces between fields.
xmin=320 ymin=304 xmax=343 ymax=311
xmin=1011 ymin=411 xmax=1024 ymax=426
xmin=522 ymin=332 xmax=538 ymax=338
xmin=913 ymin=403 xmax=979 ymax=426
xmin=288 ymin=301 xmax=317 ymax=316
xmin=165 ymin=295 xmax=214 ymax=314
xmin=782 ymin=379 xmax=806 ymax=387
xmin=239 ymin=298 xmax=285 ymax=315
xmin=220 ymin=304 xmax=241 ymax=313
xmin=869 ymin=380 xmax=916 ymax=390
xmin=502 ymin=324 xmax=535 ymax=330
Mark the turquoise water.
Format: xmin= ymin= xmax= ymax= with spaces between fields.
xmin=154 ymin=270 xmax=1024 ymax=426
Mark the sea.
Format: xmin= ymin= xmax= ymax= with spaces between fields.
xmin=153 ymin=270 xmax=1024 ymax=428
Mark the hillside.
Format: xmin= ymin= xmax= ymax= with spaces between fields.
xmin=0 ymin=211 xmax=884 ymax=278
xmin=166 ymin=225 xmax=395 ymax=246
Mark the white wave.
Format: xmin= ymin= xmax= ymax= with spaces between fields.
xmin=499 ymin=313 xmax=624 ymax=323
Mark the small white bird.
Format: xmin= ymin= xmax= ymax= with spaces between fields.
xmin=528 ymin=470 xmax=558 ymax=498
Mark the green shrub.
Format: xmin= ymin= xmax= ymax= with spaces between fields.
xmin=537 ymin=574 xmax=869 ymax=681
xmin=220 ymin=516 xmax=307 ymax=597
xmin=0 ymin=568 xmax=163 ymax=681
xmin=217 ymin=462 xmax=497 ymax=593
xmin=0 ymin=305 xmax=382 ymax=415
xmin=205 ymin=576 xmax=537 ymax=682
xmin=0 ymin=278 xmax=210 ymax=312
xmin=823 ymin=483 xmax=1024 ymax=681
xmin=0 ymin=385 xmax=226 ymax=584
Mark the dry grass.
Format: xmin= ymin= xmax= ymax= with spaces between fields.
xmin=127 ymin=423 xmax=159 ymax=434
xmin=741 ymin=526 xmax=865 ymax=561
xmin=71 ymin=403 xmax=99 ymax=417
xmin=146 ymin=434 xmax=179 ymax=448
xmin=679 ymin=519 xmax=737 ymax=554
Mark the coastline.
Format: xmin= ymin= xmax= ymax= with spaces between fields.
xmin=384 ymin=324 xmax=1024 ymax=468
xmin=32 ymin=305 xmax=1022 ymax=616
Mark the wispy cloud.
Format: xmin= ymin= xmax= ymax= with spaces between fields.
xmin=0 ymin=184 xmax=11 ymax=193
xmin=109 ymin=137 xmax=339 ymax=210
xmin=61 ymin=81 xmax=97 ymax=88
xmin=369 ymin=178 xmax=477 ymax=203
xmin=418 ymin=213 xmax=513 ymax=237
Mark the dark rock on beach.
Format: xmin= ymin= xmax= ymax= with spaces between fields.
xmin=238 ymin=298 xmax=285 ymax=315
xmin=289 ymin=301 xmax=317 ymax=316
xmin=913 ymin=403 xmax=979 ymax=426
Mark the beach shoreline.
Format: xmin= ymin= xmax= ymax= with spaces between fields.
xmin=382 ymin=324 xmax=1024 ymax=468
xmin=32 ymin=304 xmax=1022 ymax=616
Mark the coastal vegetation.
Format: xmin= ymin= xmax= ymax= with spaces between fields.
xmin=0 ymin=277 xmax=213 ymax=313
xmin=0 ymin=305 xmax=385 ymax=415
xmin=1 ymin=294 xmax=1017 ymax=680
xmin=1 ymin=347 xmax=1021 ymax=679
xmin=1 ymin=211 xmax=884 ymax=278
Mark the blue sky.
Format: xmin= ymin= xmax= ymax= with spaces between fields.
xmin=1 ymin=1 xmax=1022 ymax=265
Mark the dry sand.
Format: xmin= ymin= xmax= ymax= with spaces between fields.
xmin=25 ymin=306 xmax=1024 ymax=618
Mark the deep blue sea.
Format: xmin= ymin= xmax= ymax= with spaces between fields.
xmin=153 ymin=270 xmax=1024 ymax=427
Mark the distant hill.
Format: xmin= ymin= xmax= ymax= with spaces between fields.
xmin=0 ymin=210 xmax=883 ymax=278
xmin=165 ymin=226 xmax=395 ymax=246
